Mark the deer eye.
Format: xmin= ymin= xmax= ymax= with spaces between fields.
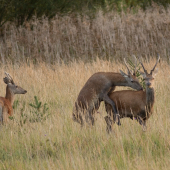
xmin=15 ymin=86 xmax=18 ymax=88
xmin=131 ymin=79 xmax=134 ymax=82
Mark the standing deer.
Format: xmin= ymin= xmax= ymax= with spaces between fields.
xmin=105 ymin=56 xmax=160 ymax=132
xmin=73 ymin=59 xmax=143 ymax=126
xmin=0 ymin=72 xmax=27 ymax=124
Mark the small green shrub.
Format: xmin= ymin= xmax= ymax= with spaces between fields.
xmin=29 ymin=96 xmax=50 ymax=123
xmin=11 ymin=96 xmax=50 ymax=126
xmin=13 ymin=100 xmax=19 ymax=110
xmin=127 ymin=56 xmax=146 ymax=89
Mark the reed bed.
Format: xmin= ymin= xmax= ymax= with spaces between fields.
xmin=0 ymin=59 xmax=169 ymax=170
xmin=0 ymin=5 xmax=170 ymax=64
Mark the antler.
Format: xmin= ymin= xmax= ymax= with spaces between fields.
xmin=124 ymin=58 xmax=132 ymax=75
xmin=139 ymin=57 xmax=148 ymax=74
xmin=4 ymin=72 xmax=15 ymax=84
xmin=150 ymin=54 xmax=160 ymax=75
xmin=132 ymin=55 xmax=138 ymax=75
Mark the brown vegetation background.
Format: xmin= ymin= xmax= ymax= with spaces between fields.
xmin=0 ymin=6 xmax=170 ymax=64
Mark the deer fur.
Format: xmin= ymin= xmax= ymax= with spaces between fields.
xmin=73 ymin=59 xmax=143 ymax=126
xmin=0 ymin=72 xmax=27 ymax=124
xmin=105 ymin=56 xmax=160 ymax=132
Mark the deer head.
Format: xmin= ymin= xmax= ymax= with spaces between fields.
xmin=140 ymin=55 xmax=160 ymax=88
xmin=3 ymin=72 xmax=27 ymax=94
xmin=120 ymin=58 xmax=143 ymax=91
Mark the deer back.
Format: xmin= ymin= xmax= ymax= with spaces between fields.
xmin=107 ymin=90 xmax=146 ymax=118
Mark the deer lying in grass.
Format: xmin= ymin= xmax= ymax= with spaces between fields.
xmin=105 ymin=56 xmax=160 ymax=132
xmin=0 ymin=72 xmax=27 ymax=124
xmin=73 ymin=59 xmax=143 ymax=126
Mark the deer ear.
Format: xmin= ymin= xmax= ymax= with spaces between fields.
xmin=152 ymin=68 xmax=158 ymax=78
xmin=120 ymin=70 xmax=128 ymax=78
xmin=3 ymin=77 xmax=10 ymax=85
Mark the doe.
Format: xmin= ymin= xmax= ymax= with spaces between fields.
xmin=0 ymin=72 xmax=27 ymax=123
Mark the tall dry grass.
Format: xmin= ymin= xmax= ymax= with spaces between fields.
xmin=1 ymin=6 xmax=170 ymax=64
xmin=0 ymin=59 xmax=169 ymax=170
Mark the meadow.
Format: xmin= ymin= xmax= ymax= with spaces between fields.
xmin=0 ymin=58 xmax=169 ymax=170
xmin=0 ymin=3 xmax=170 ymax=170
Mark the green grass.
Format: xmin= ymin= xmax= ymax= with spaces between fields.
xmin=0 ymin=60 xmax=169 ymax=169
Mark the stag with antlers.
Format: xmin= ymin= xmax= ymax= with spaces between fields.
xmin=73 ymin=58 xmax=143 ymax=127
xmin=105 ymin=56 xmax=160 ymax=132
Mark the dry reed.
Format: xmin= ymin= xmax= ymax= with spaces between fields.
xmin=1 ymin=6 xmax=170 ymax=64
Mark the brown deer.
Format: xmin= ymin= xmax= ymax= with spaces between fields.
xmin=73 ymin=59 xmax=143 ymax=127
xmin=105 ymin=56 xmax=160 ymax=132
xmin=0 ymin=72 xmax=27 ymax=124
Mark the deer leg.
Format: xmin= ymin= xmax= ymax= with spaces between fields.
xmin=85 ymin=108 xmax=95 ymax=126
xmin=3 ymin=108 xmax=8 ymax=124
xmin=142 ymin=121 xmax=147 ymax=131
xmin=137 ymin=116 xmax=143 ymax=125
xmin=72 ymin=105 xmax=84 ymax=126
xmin=104 ymin=102 xmax=115 ymax=133
xmin=137 ymin=116 xmax=147 ymax=131
xmin=85 ymin=100 xmax=101 ymax=126
xmin=105 ymin=115 xmax=113 ymax=133
xmin=103 ymin=94 xmax=121 ymax=126
xmin=73 ymin=113 xmax=84 ymax=127
xmin=89 ymin=111 xmax=95 ymax=126
xmin=85 ymin=111 xmax=94 ymax=126
xmin=0 ymin=106 xmax=3 ymax=125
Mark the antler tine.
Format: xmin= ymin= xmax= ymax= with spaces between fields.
xmin=124 ymin=58 xmax=132 ymax=75
xmin=132 ymin=55 xmax=138 ymax=75
xmin=4 ymin=72 xmax=15 ymax=84
xmin=139 ymin=57 xmax=148 ymax=74
xmin=150 ymin=54 xmax=160 ymax=75
xmin=5 ymin=72 xmax=12 ymax=80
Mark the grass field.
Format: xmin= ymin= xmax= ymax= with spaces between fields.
xmin=0 ymin=58 xmax=169 ymax=170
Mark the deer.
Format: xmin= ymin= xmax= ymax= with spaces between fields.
xmin=104 ymin=56 xmax=160 ymax=133
xmin=0 ymin=72 xmax=27 ymax=124
xmin=72 ymin=59 xmax=143 ymax=127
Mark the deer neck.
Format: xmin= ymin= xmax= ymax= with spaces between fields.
xmin=5 ymin=86 xmax=15 ymax=106
xmin=146 ymin=87 xmax=155 ymax=112
xmin=112 ymin=74 xmax=129 ymax=86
